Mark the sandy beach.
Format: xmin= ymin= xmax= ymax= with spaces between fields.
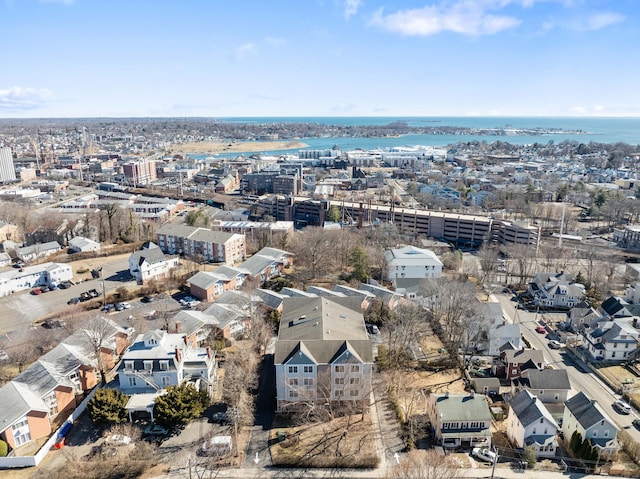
xmin=169 ymin=140 xmax=308 ymax=155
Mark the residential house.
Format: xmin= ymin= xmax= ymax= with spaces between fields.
xmin=358 ymin=282 xmax=402 ymax=310
xmin=562 ymin=392 xmax=620 ymax=456
xmin=506 ymin=390 xmax=559 ymax=457
xmin=427 ymin=392 xmax=493 ymax=449
xmin=0 ymin=252 xmax=11 ymax=267
xmin=600 ymin=296 xmax=640 ymax=319
xmin=16 ymin=241 xmax=61 ymax=262
xmin=0 ymin=319 xmax=126 ymax=452
xmin=188 ymin=265 xmax=245 ymax=301
xmin=117 ymin=330 xmax=216 ymax=397
xmin=128 ymin=242 xmax=179 ymax=285
xmin=567 ymin=301 xmax=601 ymax=332
xmin=0 ymin=262 xmax=72 ymax=297
xmin=582 ymin=319 xmax=639 ymax=362
xmin=332 ymin=284 xmax=376 ymax=310
xmin=487 ymin=322 xmax=523 ymax=356
xmin=274 ymin=296 xmax=373 ymax=412
xmin=384 ymin=245 xmax=443 ymax=284
xmin=68 ymin=236 xmax=101 ymax=253
xmin=517 ymin=369 xmax=572 ymax=404
xmin=528 ymin=272 xmax=585 ymax=309
xmin=496 ymin=349 xmax=545 ymax=380
xmin=156 ymin=223 xmax=245 ymax=265
xmin=237 ymin=247 xmax=293 ymax=283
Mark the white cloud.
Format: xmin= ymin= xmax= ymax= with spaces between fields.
xmin=583 ymin=11 xmax=625 ymax=31
xmin=0 ymin=87 xmax=53 ymax=111
xmin=235 ymin=42 xmax=257 ymax=60
xmin=369 ymin=1 xmax=522 ymax=37
xmin=343 ymin=0 xmax=363 ymax=20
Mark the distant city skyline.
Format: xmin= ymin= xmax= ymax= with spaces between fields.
xmin=1 ymin=0 xmax=638 ymax=118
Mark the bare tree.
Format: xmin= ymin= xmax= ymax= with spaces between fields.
xmin=80 ymin=316 xmax=117 ymax=384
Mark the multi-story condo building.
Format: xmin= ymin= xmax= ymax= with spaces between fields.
xmin=123 ymin=158 xmax=157 ymax=186
xmin=274 ymin=296 xmax=373 ymax=413
xmin=156 ymin=223 xmax=245 ymax=265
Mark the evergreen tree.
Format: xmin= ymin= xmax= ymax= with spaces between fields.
xmin=349 ymin=245 xmax=371 ymax=283
xmin=87 ymin=389 xmax=130 ymax=426
xmin=154 ymin=384 xmax=210 ymax=428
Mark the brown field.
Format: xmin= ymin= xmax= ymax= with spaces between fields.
xmin=169 ymin=140 xmax=308 ymax=155
xmin=270 ymin=414 xmax=378 ymax=468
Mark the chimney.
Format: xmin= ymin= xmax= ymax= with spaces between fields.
xmin=174 ymin=347 xmax=181 ymax=363
xmin=183 ymin=335 xmax=188 ymax=345
xmin=206 ymin=346 xmax=212 ymax=359
xmin=175 ymin=321 xmax=182 ymax=333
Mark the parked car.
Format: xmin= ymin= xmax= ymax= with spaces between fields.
xmin=31 ymin=287 xmax=42 ymax=295
xmin=45 ymin=318 xmax=66 ymax=329
xmin=12 ymin=260 xmax=25 ymax=268
xmin=632 ymin=419 xmax=640 ymax=430
xmin=548 ymin=340 xmax=566 ymax=349
xmin=200 ymin=436 xmax=232 ymax=456
xmin=472 ymin=447 xmax=497 ymax=463
xmin=40 ymin=285 xmax=50 ymax=293
xmin=614 ymin=400 xmax=632 ymax=415
xmin=144 ymin=310 xmax=157 ymax=318
xmin=67 ymin=297 xmax=81 ymax=305
xmin=0 ymin=350 xmax=9 ymax=361
xmin=535 ymin=325 xmax=546 ymax=334
xmin=142 ymin=295 xmax=155 ymax=303
xmin=143 ymin=424 xmax=168 ymax=437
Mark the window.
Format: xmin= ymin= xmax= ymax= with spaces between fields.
xmin=144 ymin=361 xmax=153 ymax=371
xmin=289 ymin=379 xmax=299 ymax=386
xmin=335 ymin=378 xmax=344 ymax=385
xmin=335 ymin=365 xmax=345 ymax=373
xmin=161 ymin=376 xmax=170 ymax=386
xmin=159 ymin=361 xmax=169 ymax=371
xmin=540 ymin=418 xmax=544 ymax=423
xmin=349 ymin=390 xmax=358 ymax=397
xmin=288 ymin=366 xmax=298 ymax=374
xmin=303 ymin=366 xmax=313 ymax=373
xmin=289 ymin=390 xmax=298 ymax=398
xmin=349 ymin=377 xmax=360 ymax=385
xmin=128 ymin=377 xmax=137 ymax=386
xmin=304 ymin=378 xmax=313 ymax=386
xmin=350 ymin=365 xmax=360 ymax=373
xmin=125 ymin=361 xmax=134 ymax=371
xmin=12 ymin=418 xmax=31 ymax=446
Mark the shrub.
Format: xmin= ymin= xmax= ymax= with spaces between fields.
xmin=0 ymin=439 xmax=8 ymax=457
xmin=154 ymin=384 xmax=210 ymax=428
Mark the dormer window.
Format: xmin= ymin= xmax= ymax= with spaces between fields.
xmin=159 ymin=361 xmax=169 ymax=371
xmin=143 ymin=360 xmax=153 ymax=371
xmin=125 ymin=361 xmax=134 ymax=371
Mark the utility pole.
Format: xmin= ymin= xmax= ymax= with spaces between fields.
xmin=490 ymin=447 xmax=498 ymax=479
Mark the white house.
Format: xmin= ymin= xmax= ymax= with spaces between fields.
xmin=0 ymin=262 xmax=72 ymax=297
xmin=128 ymin=242 xmax=179 ymax=285
xmin=16 ymin=241 xmax=61 ymax=262
xmin=384 ymin=245 xmax=442 ymax=283
xmin=116 ymin=330 xmax=216 ymax=397
xmin=507 ymin=390 xmax=559 ymax=457
xmin=562 ymin=392 xmax=620 ymax=456
xmin=528 ymin=272 xmax=585 ymax=309
xmin=582 ymin=319 xmax=639 ymax=362
xmin=487 ymin=323 xmax=523 ymax=356
xmin=68 ymin=236 xmax=101 ymax=253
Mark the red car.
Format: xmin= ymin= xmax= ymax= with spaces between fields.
xmin=31 ymin=287 xmax=42 ymax=295
xmin=535 ymin=325 xmax=546 ymax=334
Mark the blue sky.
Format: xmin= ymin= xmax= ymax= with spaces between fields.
xmin=1 ymin=0 xmax=638 ymax=118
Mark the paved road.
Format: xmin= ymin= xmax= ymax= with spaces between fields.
xmin=493 ymin=292 xmax=640 ymax=443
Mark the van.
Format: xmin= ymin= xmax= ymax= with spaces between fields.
xmin=614 ymin=400 xmax=632 ymax=414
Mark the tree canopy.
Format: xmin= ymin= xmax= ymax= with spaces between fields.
xmin=87 ymin=388 xmax=130 ymax=426
xmin=154 ymin=383 xmax=210 ymax=428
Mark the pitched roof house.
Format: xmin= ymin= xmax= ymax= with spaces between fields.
xmin=274 ymin=296 xmax=373 ymax=412
xmin=562 ymin=392 xmax=620 ymax=456
xmin=128 ymin=242 xmax=179 ymax=285
xmin=507 ymin=390 xmax=559 ymax=457
xmin=427 ymin=392 xmax=493 ymax=449
xmin=528 ymin=272 xmax=585 ymax=309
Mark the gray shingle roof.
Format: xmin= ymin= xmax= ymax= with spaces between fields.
xmin=524 ymin=369 xmax=571 ymax=391
xmin=510 ymin=390 xmax=557 ymax=428
xmin=564 ymin=392 xmax=611 ymax=429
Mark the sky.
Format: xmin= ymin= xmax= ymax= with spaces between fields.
xmin=1 ymin=0 xmax=639 ymax=118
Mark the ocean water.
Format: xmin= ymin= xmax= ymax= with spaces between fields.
xmin=198 ymin=117 xmax=640 ymax=157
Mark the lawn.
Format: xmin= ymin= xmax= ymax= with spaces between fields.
xmin=270 ymin=413 xmax=379 ymax=468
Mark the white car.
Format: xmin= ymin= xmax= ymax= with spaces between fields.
xmin=104 ymin=434 xmax=131 ymax=446
xmin=472 ymin=447 xmax=497 ymax=463
xmin=548 ymin=340 xmax=566 ymax=349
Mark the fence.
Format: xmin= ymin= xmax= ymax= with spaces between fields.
xmin=0 ymin=387 xmax=99 ymax=469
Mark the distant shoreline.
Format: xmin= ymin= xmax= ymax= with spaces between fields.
xmin=169 ymin=140 xmax=308 ymax=155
